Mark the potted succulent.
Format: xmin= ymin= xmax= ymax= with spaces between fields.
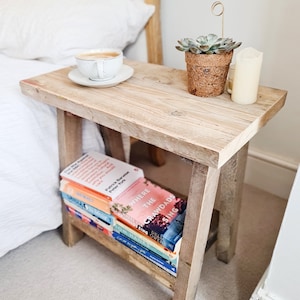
xmin=176 ymin=33 xmax=241 ymax=97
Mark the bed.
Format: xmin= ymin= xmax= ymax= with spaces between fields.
xmin=0 ymin=0 xmax=162 ymax=257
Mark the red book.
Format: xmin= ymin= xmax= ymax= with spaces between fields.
xmin=66 ymin=205 xmax=112 ymax=237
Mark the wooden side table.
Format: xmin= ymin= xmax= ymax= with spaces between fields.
xmin=20 ymin=60 xmax=287 ymax=300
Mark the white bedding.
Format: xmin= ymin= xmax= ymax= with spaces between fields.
xmin=0 ymin=0 xmax=154 ymax=258
xmin=0 ymin=54 xmax=105 ymax=257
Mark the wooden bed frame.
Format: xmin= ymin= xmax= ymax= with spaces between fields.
xmin=145 ymin=0 xmax=163 ymax=65
xmin=101 ymin=0 xmax=166 ymax=166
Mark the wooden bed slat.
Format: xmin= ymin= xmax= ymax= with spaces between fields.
xmin=145 ymin=0 xmax=163 ymax=65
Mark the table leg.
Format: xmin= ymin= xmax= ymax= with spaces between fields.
xmin=148 ymin=144 xmax=166 ymax=166
xmin=100 ymin=126 xmax=166 ymax=166
xmin=57 ymin=109 xmax=84 ymax=246
xmin=216 ymin=143 xmax=249 ymax=263
xmin=100 ymin=126 xmax=126 ymax=162
xmin=173 ymin=163 xmax=220 ymax=300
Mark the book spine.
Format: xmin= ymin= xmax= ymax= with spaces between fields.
xmin=66 ymin=205 xmax=112 ymax=236
xmin=114 ymin=222 xmax=178 ymax=265
xmin=112 ymin=231 xmax=177 ymax=277
xmin=61 ymin=192 xmax=115 ymax=225
xmin=60 ymin=179 xmax=111 ymax=214
xmin=146 ymin=209 xmax=186 ymax=252
xmin=115 ymin=212 xmax=185 ymax=252
xmin=64 ymin=198 xmax=113 ymax=232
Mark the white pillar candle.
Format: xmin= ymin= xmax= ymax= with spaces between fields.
xmin=231 ymin=47 xmax=263 ymax=104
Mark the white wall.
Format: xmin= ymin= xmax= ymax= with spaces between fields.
xmin=160 ymin=0 xmax=300 ymax=198
xmin=251 ymin=165 xmax=300 ymax=300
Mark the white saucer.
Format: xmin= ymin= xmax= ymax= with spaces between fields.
xmin=68 ymin=65 xmax=134 ymax=87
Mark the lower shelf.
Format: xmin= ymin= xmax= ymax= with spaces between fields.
xmin=64 ymin=209 xmax=219 ymax=290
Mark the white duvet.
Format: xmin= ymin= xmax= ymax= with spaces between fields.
xmin=0 ymin=54 xmax=105 ymax=257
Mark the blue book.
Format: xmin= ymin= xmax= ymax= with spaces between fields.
xmin=61 ymin=192 xmax=115 ymax=225
xmin=114 ymin=221 xmax=179 ymax=266
xmin=112 ymin=231 xmax=177 ymax=277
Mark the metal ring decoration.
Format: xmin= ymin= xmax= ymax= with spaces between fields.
xmin=211 ymin=1 xmax=224 ymax=37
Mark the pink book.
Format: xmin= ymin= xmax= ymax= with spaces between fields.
xmin=111 ymin=178 xmax=187 ymax=251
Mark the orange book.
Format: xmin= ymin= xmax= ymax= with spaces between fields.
xmin=60 ymin=179 xmax=111 ymax=214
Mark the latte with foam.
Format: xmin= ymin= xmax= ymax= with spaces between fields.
xmin=75 ymin=48 xmax=123 ymax=81
xmin=77 ymin=52 xmax=119 ymax=60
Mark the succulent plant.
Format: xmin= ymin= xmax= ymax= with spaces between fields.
xmin=176 ymin=33 xmax=241 ymax=54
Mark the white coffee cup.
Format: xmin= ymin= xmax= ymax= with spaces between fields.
xmin=75 ymin=48 xmax=123 ymax=81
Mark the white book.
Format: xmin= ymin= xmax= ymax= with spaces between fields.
xmin=60 ymin=151 xmax=144 ymax=201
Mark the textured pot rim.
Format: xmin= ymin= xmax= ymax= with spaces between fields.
xmin=185 ymin=51 xmax=233 ymax=66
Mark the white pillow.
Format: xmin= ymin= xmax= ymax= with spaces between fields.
xmin=0 ymin=0 xmax=154 ymax=65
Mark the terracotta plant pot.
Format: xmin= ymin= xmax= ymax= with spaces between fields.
xmin=185 ymin=51 xmax=233 ymax=97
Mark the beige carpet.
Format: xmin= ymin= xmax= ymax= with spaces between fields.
xmin=0 ymin=142 xmax=287 ymax=300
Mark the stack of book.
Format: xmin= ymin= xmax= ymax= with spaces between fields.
xmin=59 ymin=151 xmax=187 ymax=277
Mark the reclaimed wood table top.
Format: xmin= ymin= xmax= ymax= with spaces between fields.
xmin=20 ymin=59 xmax=287 ymax=169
